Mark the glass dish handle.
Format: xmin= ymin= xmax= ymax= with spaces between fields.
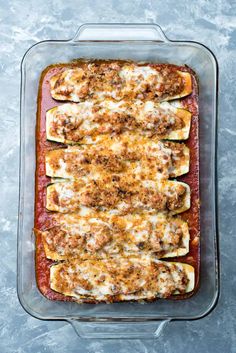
xmin=71 ymin=23 xmax=170 ymax=42
xmin=68 ymin=319 xmax=170 ymax=339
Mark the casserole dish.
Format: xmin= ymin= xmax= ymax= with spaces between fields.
xmin=18 ymin=23 xmax=219 ymax=339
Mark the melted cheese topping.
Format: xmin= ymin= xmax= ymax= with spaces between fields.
xmin=46 ymin=100 xmax=191 ymax=143
xmin=41 ymin=213 xmax=189 ymax=260
xmin=50 ymin=256 xmax=195 ymax=302
xmin=45 ymin=137 xmax=189 ymax=181
xmin=50 ymin=62 xmax=192 ymax=103
xmin=41 ymin=60 xmax=195 ymax=301
xmin=46 ymin=179 xmax=190 ymax=215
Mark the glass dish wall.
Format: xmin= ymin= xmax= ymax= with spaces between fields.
xmin=18 ymin=24 xmax=219 ymax=339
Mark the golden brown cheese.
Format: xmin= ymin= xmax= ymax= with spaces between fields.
xmin=46 ymin=179 xmax=190 ymax=215
xmin=45 ymin=137 xmax=189 ymax=181
xmin=38 ymin=60 xmax=197 ymax=303
xmin=50 ymin=62 xmax=192 ymax=103
xmin=46 ymin=100 xmax=191 ymax=144
xmin=39 ymin=213 xmax=189 ymax=260
xmin=50 ymin=256 xmax=195 ymax=302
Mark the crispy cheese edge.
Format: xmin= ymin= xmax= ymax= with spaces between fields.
xmin=168 ymin=181 xmax=191 ymax=215
xmin=164 ymin=108 xmax=191 ymax=140
xmin=162 ymin=71 xmax=192 ymax=102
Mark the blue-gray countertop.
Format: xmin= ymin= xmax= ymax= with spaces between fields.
xmin=0 ymin=0 xmax=235 ymax=352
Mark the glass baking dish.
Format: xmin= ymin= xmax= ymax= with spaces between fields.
xmin=17 ymin=23 xmax=219 ymax=339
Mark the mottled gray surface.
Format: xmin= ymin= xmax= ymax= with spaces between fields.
xmin=0 ymin=0 xmax=235 ymax=352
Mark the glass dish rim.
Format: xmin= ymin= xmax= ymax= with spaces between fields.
xmin=17 ymin=23 xmax=220 ymax=323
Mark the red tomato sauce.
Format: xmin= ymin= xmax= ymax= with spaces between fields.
xmin=35 ymin=62 xmax=200 ymax=301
